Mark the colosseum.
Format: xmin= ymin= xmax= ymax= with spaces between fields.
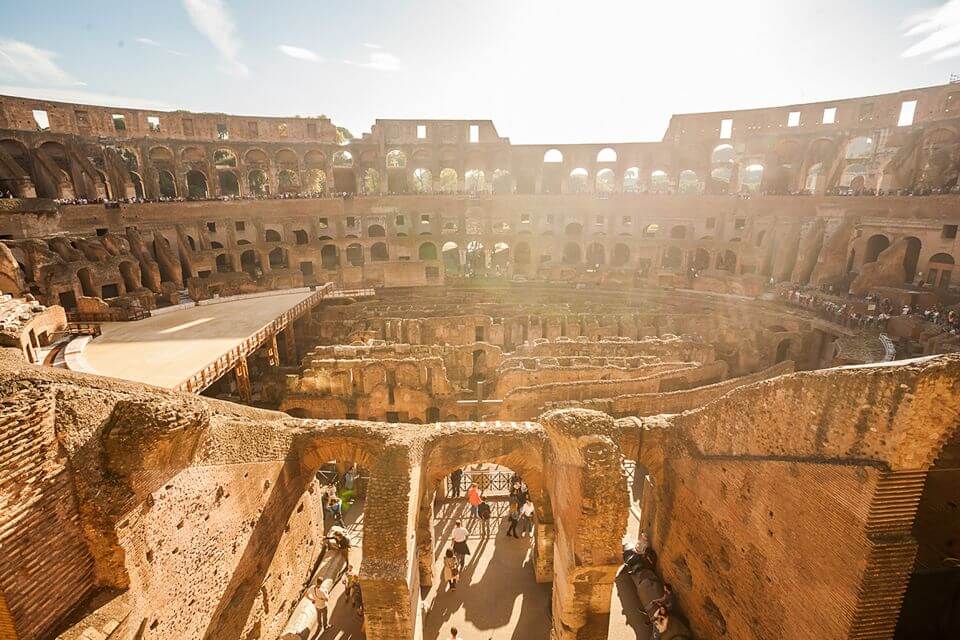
xmin=1 ymin=82 xmax=959 ymax=640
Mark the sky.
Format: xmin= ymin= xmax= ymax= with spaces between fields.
xmin=2 ymin=0 xmax=960 ymax=143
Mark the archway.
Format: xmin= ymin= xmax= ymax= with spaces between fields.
xmin=265 ymin=229 xmax=282 ymax=243
xmin=623 ymin=167 xmax=640 ymax=193
xmin=215 ymin=253 xmax=233 ymax=273
xmin=345 ymin=243 xmax=364 ymax=267
xmin=643 ymin=223 xmax=659 ymax=238
xmin=678 ymin=169 xmax=700 ymax=194
xmin=612 ymin=243 xmax=630 ymax=267
xmin=466 ymin=240 xmax=486 ymax=272
xmin=439 ymin=168 xmax=458 ymax=193
xmin=926 ymin=253 xmax=955 ymax=289
xmin=370 ymin=242 xmax=389 ymax=262
xmin=670 ymin=225 xmax=687 ymax=239
xmin=693 ymin=248 xmax=710 ymax=270
xmin=595 ymin=168 xmax=615 ymax=194
xmin=775 ymin=339 xmax=792 ymax=364
xmin=367 ymin=224 xmax=386 ymax=238
xmin=442 ymin=241 xmax=461 ymax=274
xmin=321 ymin=244 xmax=339 ymax=269
xmin=129 ymin=172 xmax=145 ymax=199
xmin=492 ymin=169 xmax=512 ymax=194
xmin=240 ymin=249 xmax=261 ymax=276
xmin=361 ymin=168 xmax=379 ymax=195
xmin=864 ymin=234 xmax=890 ymax=264
xmin=650 ymin=170 xmax=670 ymax=193
xmin=465 ymin=169 xmax=486 ymax=192
xmin=218 ymin=171 xmax=240 ymax=196
xmin=585 ymin=242 xmax=605 ymax=266
xmin=412 ymin=168 xmax=433 ymax=193
xmin=717 ymin=249 xmax=737 ymax=272
xmin=741 ymin=164 xmax=764 ymax=193
xmin=278 ymin=169 xmax=299 ymax=194
xmin=248 ymin=169 xmax=269 ymax=196
xmin=514 ymin=242 xmax=531 ymax=266
xmin=268 ymin=247 xmax=287 ymax=269
xmin=419 ymin=242 xmax=438 ymax=261
xmin=562 ymin=242 xmax=581 ymax=265
xmin=187 ymin=170 xmax=208 ymax=198
xmin=564 ymin=222 xmax=583 ymax=237
xmin=661 ymin=246 xmax=682 ymax=270
xmin=158 ymin=170 xmax=177 ymax=198
xmin=903 ymin=236 xmax=922 ymax=284
xmin=568 ymin=168 xmax=589 ymax=193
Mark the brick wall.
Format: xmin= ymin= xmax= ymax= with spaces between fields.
xmin=0 ymin=391 xmax=96 ymax=639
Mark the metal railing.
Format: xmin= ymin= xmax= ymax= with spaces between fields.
xmin=55 ymin=322 xmax=102 ymax=338
xmin=327 ymin=288 xmax=375 ymax=299
xmin=66 ymin=306 xmax=149 ymax=323
xmin=174 ymin=286 xmax=330 ymax=394
xmin=445 ymin=469 xmax=516 ymax=497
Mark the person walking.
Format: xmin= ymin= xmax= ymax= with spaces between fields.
xmin=466 ymin=483 xmax=481 ymax=518
xmin=477 ymin=496 xmax=492 ymax=535
xmin=443 ymin=548 xmax=460 ymax=590
xmin=328 ymin=494 xmax=345 ymax=528
xmin=306 ymin=577 xmax=332 ymax=634
xmin=451 ymin=520 xmax=470 ymax=568
xmin=450 ymin=468 xmax=463 ymax=498
xmin=448 ymin=627 xmax=462 ymax=640
xmin=519 ymin=499 xmax=535 ymax=537
xmin=505 ymin=502 xmax=521 ymax=538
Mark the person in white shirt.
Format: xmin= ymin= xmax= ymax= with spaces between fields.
xmin=520 ymin=500 xmax=535 ymax=537
xmin=306 ymin=577 xmax=332 ymax=631
xmin=451 ymin=520 xmax=470 ymax=568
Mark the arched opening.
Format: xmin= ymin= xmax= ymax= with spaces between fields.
xmin=845 ymin=136 xmax=875 ymax=159
xmin=805 ymin=162 xmax=823 ymax=192
xmin=158 ymin=170 xmax=177 ymax=198
xmin=492 ymin=169 xmax=512 ymax=194
xmin=650 ymin=170 xmax=670 ymax=193
xmin=321 ymin=245 xmax=339 ymax=269
xmin=213 ymin=149 xmax=237 ymax=168
xmin=612 ymin=243 xmax=630 ymax=267
xmin=543 ymin=149 xmax=563 ymax=164
xmin=186 ymin=170 xmax=208 ymax=199
xmin=386 ymin=150 xmax=408 ymax=193
xmin=514 ymin=242 xmax=531 ymax=266
xmin=562 ymin=242 xmax=581 ymax=264
xmin=585 ymin=242 xmax=605 ymax=266
xmin=412 ymin=167 xmax=433 ymax=193
xmin=596 ymin=147 xmax=617 ymax=163
xmin=248 ymin=169 xmax=269 ymax=196
xmin=741 ymin=164 xmax=764 ymax=193
xmin=370 ymin=242 xmax=389 ymax=262
xmin=0 ymin=139 xmax=34 ymax=197
xmin=129 ymin=172 xmax=145 ymax=199
xmin=439 ymin=168 xmax=458 ymax=193
xmin=564 ymin=222 xmax=583 ymax=237
xmin=643 ymin=223 xmax=659 ymax=238
xmin=693 ymin=248 xmax=711 ymax=270
xmin=466 ymin=240 xmax=486 ymax=272
xmin=278 ymin=169 xmax=299 ymax=194
xmin=717 ymin=249 xmax=737 ymax=272
xmin=268 ymin=247 xmax=287 ymax=269
xmin=368 ymin=225 xmax=386 ymax=238
xmin=595 ymin=168 xmax=615 ymax=194
xmin=333 ymin=151 xmax=356 ymax=194
xmin=218 ymin=171 xmax=240 ymax=196
xmin=304 ymin=168 xmax=326 ymax=194
xmin=265 ymin=229 xmax=282 ymax=243
xmin=864 ymin=234 xmax=890 ymax=264
xmin=678 ymin=169 xmax=700 ymax=194
xmin=712 ymin=144 xmax=735 ymax=164
xmin=623 ymin=167 xmax=640 ymax=193
xmin=542 ymin=149 xmax=564 ymax=194
xmin=464 ymin=169 xmax=486 ymax=192
xmin=240 ymin=249 xmax=261 ymax=277
xmin=661 ymin=246 xmax=682 ymax=270
xmin=775 ymin=339 xmax=792 ymax=364
xmin=419 ymin=242 xmax=438 ymax=261
xmin=903 ymin=236 xmax=922 ymax=284
xmin=670 ymin=225 xmax=687 ymax=239
xmin=568 ymin=168 xmax=589 ymax=193
xmin=346 ymin=243 xmax=364 ymax=267
xmin=442 ymin=241 xmax=461 ymax=274
xmin=293 ymin=229 xmax=309 ymax=246
xmin=361 ymin=168 xmax=379 ymax=195
xmin=926 ymin=253 xmax=955 ymax=289
xmin=215 ymin=253 xmax=233 ymax=273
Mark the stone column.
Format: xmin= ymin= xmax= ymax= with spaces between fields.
xmin=282 ymin=324 xmax=297 ymax=365
xmin=234 ymin=356 xmax=252 ymax=403
xmin=541 ymin=409 xmax=629 ymax=640
xmin=267 ymin=334 xmax=280 ymax=367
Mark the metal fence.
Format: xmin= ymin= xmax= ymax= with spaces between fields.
xmin=445 ymin=468 xmax=516 ymax=497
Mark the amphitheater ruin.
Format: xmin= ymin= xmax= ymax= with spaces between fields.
xmin=1 ymin=83 xmax=959 ymax=640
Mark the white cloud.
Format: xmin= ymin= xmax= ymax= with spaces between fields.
xmin=135 ymin=37 xmax=189 ymax=57
xmin=0 ymin=38 xmax=85 ymax=87
xmin=902 ymin=1 xmax=960 ymax=61
xmin=0 ymin=84 xmax=173 ymax=110
xmin=363 ymin=43 xmax=382 ymax=49
xmin=345 ymin=49 xmax=402 ymax=72
xmin=181 ymin=0 xmax=248 ymax=76
xmin=277 ymin=45 xmax=322 ymax=62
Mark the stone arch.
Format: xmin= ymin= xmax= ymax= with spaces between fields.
xmin=678 ymin=169 xmax=700 ymax=194
xmin=693 ymin=247 xmax=711 ymax=270
xmin=845 ymin=136 xmax=876 ymax=159
xmin=650 ymin=169 xmax=670 ymax=193
xmin=568 ymin=168 xmax=589 ymax=193
xmin=595 ymin=168 xmax=615 ymax=193
xmin=367 ymin=224 xmax=386 ymax=238
xmin=345 ymin=243 xmax=364 ymax=267
xmin=611 ymin=243 xmax=630 ymax=267
xmin=717 ymin=248 xmax=737 ymax=272
xmin=562 ymin=242 xmax=582 ymax=264
xmin=268 ymin=247 xmax=287 ymax=269
xmin=564 ymin=222 xmax=583 ymax=237
xmin=418 ymin=242 xmax=438 ymax=261
xmin=213 ymin=148 xmax=238 ymax=168
xmin=240 ymin=249 xmax=261 ymax=276
xmin=118 ymin=261 xmax=139 ymax=292
xmin=464 ymin=169 xmax=486 ymax=192
xmin=412 ymin=167 xmax=432 ymax=193
xmin=864 ymin=234 xmax=890 ymax=264
xmin=215 ymin=253 xmax=233 ymax=273
xmin=596 ymin=147 xmax=617 ymax=163
xmin=243 ymin=148 xmax=268 ymax=166
xmin=903 ymin=236 xmax=922 ymax=283
xmin=670 ymin=225 xmax=687 ymax=239
xmin=277 ymin=169 xmax=299 ymax=194
xmin=265 ymin=229 xmax=282 ymax=243
xmin=514 ymin=242 xmax=531 ymax=265
xmin=643 ymin=223 xmax=659 ymax=238
xmin=543 ymin=149 xmax=563 ymax=163
xmin=439 ymin=168 xmax=458 ymax=193
xmin=275 ymin=148 xmax=299 ymax=170
xmin=623 ymin=166 xmax=640 ymax=192
xmin=741 ymin=163 xmax=764 ymax=193
xmin=218 ymin=171 xmax=240 ymax=196
xmin=158 ymin=170 xmax=177 ymax=198
xmin=248 ymin=169 xmax=269 ymax=196
xmin=186 ymin=170 xmax=208 ymax=198
xmin=585 ymin=242 xmax=605 ymax=266
xmin=442 ymin=241 xmax=461 ymax=274
xmin=370 ymin=242 xmax=389 ymax=262
xmin=661 ymin=246 xmax=682 ymax=270
xmin=320 ymin=244 xmax=339 ymax=269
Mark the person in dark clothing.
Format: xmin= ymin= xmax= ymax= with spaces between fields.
xmin=505 ymin=502 xmax=520 ymax=538
xmin=450 ymin=468 xmax=463 ymax=498
xmin=477 ymin=497 xmax=492 ymax=535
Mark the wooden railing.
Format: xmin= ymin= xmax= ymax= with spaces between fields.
xmin=173 ymin=285 xmax=333 ymax=394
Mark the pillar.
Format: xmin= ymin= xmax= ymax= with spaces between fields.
xmin=533 ymin=521 xmax=554 ymax=582
xmin=267 ymin=334 xmax=280 ymax=367
xmin=282 ymin=324 xmax=297 ymax=365
xmin=234 ymin=356 xmax=252 ymax=403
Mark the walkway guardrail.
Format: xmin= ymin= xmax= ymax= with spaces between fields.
xmin=67 ymin=306 xmax=149 ymax=322
xmin=174 ymin=284 xmax=334 ymax=394
xmin=55 ymin=322 xmax=102 ymax=338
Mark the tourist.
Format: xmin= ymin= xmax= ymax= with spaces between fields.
xmin=451 ymin=519 xmax=470 ymax=568
xmin=306 ymin=577 xmax=332 ymax=633
xmin=505 ymin=502 xmax=521 ymax=538
xmin=344 ymin=564 xmax=363 ymax=616
xmin=650 ymin=606 xmax=669 ymax=639
xmin=344 ymin=464 xmax=356 ymax=491
xmin=649 ymin=583 xmax=675 ymax=613
xmin=443 ymin=547 xmax=460 ymax=590
xmin=477 ymin=496 xmax=492 ymax=535
xmin=328 ymin=494 xmax=345 ymax=528
xmin=448 ymin=627 xmax=462 ymax=639
xmin=325 ymin=529 xmax=352 ymax=568
xmin=450 ymin=468 xmax=463 ymax=498
xmin=519 ymin=499 xmax=535 ymax=536
xmin=466 ymin=483 xmax=481 ymax=517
